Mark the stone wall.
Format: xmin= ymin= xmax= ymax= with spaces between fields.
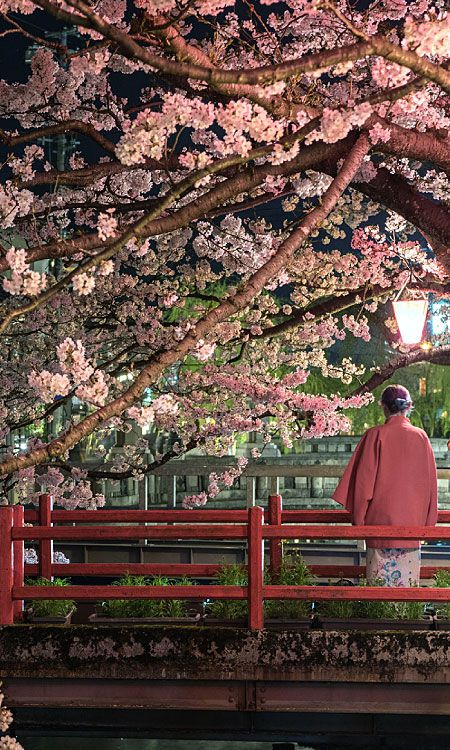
xmin=101 ymin=436 xmax=450 ymax=510
xmin=1 ymin=625 xmax=450 ymax=685
xmin=174 ymin=437 xmax=450 ymax=510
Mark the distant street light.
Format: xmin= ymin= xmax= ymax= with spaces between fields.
xmin=392 ymin=299 xmax=428 ymax=345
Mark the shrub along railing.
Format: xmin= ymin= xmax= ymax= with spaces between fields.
xmin=2 ymin=494 xmax=450 ymax=629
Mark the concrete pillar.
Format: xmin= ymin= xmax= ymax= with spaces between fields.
xmin=311 ymin=475 xmax=324 ymax=498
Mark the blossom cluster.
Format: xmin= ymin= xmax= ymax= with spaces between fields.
xmin=0 ymin=737 xmax=24 ymax=749
xmin=0 ymin=0 xmax=448 ymax=506
xmin=117 ymin=93 xmax=215 ymax=165
xmin=116 ymin=91 xmax=289 ymax=167
xmin=11 ymin=465 xmax=107 ymax=509
xmin=24 ymin=548 xmax=70 ymax=564
xmin=28 ymin=338 xmax=109 ymax=407
xmin=76 ymin=370 xmax=109 ymax=407
xmin=3 ymin=247 xmax=46 ymax=297
xmin=342 ymin=314 xmax=371 ymax=343
xmin=404 ymin=13 xmax=450 ymax=57
xmin=97 ymin=209 xmax=118 ymax=241
xmin=306 ymin=103 xmax=373 ymax=145
xmin=27 ymin=370 xmax=71 ymax=402
xmin=127 ymin=405 xmax=155 ymax=427
xmin=182 ymin=457 xmax=248 ymax=508
xmin=0 ymin=681 xmax=23 ymax=750
xmin=0 ymin=687 xmax=13 ymax=733
xmin=193 ymin=339 xmax=217 ymax=362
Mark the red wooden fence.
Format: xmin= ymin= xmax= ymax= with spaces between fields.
xmin=2 ymin=494 xmax=450 ymax=629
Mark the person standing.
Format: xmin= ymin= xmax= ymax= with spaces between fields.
xmin=333 ymin=384 xmax=438 ymax=586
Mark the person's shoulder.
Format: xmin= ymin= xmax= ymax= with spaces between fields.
xmin=407 ymin=423 xmax=430 ymax=440
xmin=359 ymin=425 xmax=382 ymax=442
xmin=364 ymin=424 xmax=383 ymax=436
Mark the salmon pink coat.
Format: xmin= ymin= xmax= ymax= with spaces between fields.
xmin=332 ymin=415 xmax=438 ymax=548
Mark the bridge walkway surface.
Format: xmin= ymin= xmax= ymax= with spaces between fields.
xmin=2 ymin=625 xmax=450 ymax=750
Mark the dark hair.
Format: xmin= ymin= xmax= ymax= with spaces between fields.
xmin=380 ymin=384 xmax=412 ymax=414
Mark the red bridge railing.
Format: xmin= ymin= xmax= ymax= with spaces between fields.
xmin=2 ymin=494 xmax=450 ymax=629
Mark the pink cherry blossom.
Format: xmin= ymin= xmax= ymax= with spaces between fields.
xmin=404 ymin=14 xmax=450 ymax=57
xmin=127 ymin=405 xmax=155 ymax=426
xmin=73 ymin=273 xmax=96 ymax=296
xmin=182 ymin=491 xmax=208 ymax=509
xmin=3 ymin=247 xmax=46 ymax=297
xmin=97 ymin=209 xmax=118 ymax=241
xmin=0 ymin=0 xmax=447 ymax=506
xmin=369 ymin=123 xmax=391 ymax=145
xmin=57 ymin=338 xmax=94 ymax=382
xmin=28 ymin=370 xmax=71 ymax=403
xmin=76 ymin=370 xmax=109 ymax=407
xmin=193 ymin=340 xmax=217 ymax=361
xmin=0 ymin=736 xmax=24 ymax=749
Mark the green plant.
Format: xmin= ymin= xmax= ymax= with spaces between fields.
xmin=207 ymin=563 xmax=248 ymax=620
xmin=433 ymin=570 xmax=450 ymax=619
xmin=319 ymin=578 xmax=399 ymax=620
xmin=320 ymin=577 xmax=428 ymax=621
xmin=264 ymin=553 xmax=313 ymax=619
xmin=319 ymin=597 xmax=357 ymax=619
xmin=27 ymin=577 xmax=75 ymax=618
xmin=395 ymin=600 xmax=426 ymax=620
xmin=356 ymin=579 xmax=398 ymax=619
xmin=355 ymin=599 xmax=398 ymax=619
xmin=99 ymin=573 xmax=193 ymax=618
xmin=207 ymin=554 xmax=314 ymax=621
xmin=434 ymin=570 xmax=450 ymax=587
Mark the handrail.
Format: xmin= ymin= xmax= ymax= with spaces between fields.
xmin=21 ymin=508 xmax=450 ymax=524
xmin=3 ymin=495 xmax=450 ymax=629
xmin=22 ymin=508 xmax=251 ymax=523
xmin=12 ymin=524 xmax=450 ymax=541
xmin=12 ymin=525 xmax=249 ymax=540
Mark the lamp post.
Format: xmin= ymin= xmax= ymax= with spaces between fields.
xmin=392 ymin=299 xmax=428 ymax=345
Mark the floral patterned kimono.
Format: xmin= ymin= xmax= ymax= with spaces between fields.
xmin=333 ymin=415 xmax=438 ymax=586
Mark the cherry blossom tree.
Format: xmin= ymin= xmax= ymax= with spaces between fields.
xmin=0 ymin=0 xmax=449 ymax=507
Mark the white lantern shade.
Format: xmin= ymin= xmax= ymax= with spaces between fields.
xmin=392 ymin=299 xmax=428 ymax=344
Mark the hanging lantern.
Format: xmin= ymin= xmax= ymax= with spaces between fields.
xmin=419 ymin=377 xmax=427 ymax=398
xmin=392 ymin=299 xmax=428 ymax=344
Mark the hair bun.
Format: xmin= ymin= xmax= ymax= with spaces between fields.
xmin=394 ymin=397 xmax=410 ymax=408
xmin=380 ymin=385 xmax=413 ymax=414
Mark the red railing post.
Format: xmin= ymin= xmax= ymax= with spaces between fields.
xmin=13 ymin=505 xmax=24 ymax=621
xmin=248 ymin=505 xmax=264 ymax=630
xmin=268 ymin=494 xmax=283 ymax=581
xmin=0 ymin=506 xmax=14 ymax=625
xmin=39 ymin=494 xmax=53 ymax=580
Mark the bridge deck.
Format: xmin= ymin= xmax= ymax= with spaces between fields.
xmin=2 ymin=625 xmax=450 ymax=742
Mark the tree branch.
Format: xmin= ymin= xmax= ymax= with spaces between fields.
xmin=373 ymin=117 xmax=450 ymax=177
xmin=252 ymin=281 xmax=450 ymax=341
xmin=2 ymin=132 xmax=323 ymax=333
xmin=314 ymin=148 xmax=450 ymax=266
xmin=33 ymin=0 xmax=450 ymax=95
xmin=352 ymin=345 xmax=450 ymax=396
xmin=0 ymin=135 xmax=370 ymax=476
xmin=36 ymin=0 xmax=375 ymax=87
xmin=321 ymin=1 xmax=450 ymax=93
xmin=0 ymin=138 xmax=352 ymax=272
xmin=15 ymin=157 xmax=175 ymax=190
xmin=0 ymin=120 xmax=117 ymax=156
xmin=5 ymin=139 xmax=450 ymax=279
